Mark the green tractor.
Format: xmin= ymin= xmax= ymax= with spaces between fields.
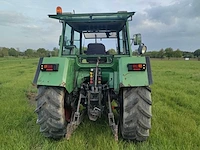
xmin=33 ymin=6 xmax=153 ymax=142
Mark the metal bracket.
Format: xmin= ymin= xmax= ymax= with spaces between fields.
xmin=66 ymin=92 xmax=85 ymax=140
xmin=107 ymin=92 xmax=118 ymax=141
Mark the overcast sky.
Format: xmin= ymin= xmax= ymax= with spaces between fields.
xmin=0 ymin=0 xmax=199 ymax=51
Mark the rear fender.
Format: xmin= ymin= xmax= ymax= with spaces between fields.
xmin=33 ymin=57 xmax=75 ymax=93
xmin=118 ymin=56 xmax=153 ymax=87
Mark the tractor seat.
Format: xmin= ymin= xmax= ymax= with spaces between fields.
xmin=86 ymin=43 xmax=107 ymax=63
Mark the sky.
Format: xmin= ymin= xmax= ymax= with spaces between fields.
xmin=0 ymin=0 xmax=199 ymax=51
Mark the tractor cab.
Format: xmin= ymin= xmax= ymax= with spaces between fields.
xmin=49 ymin=8 xmax=143 ymax=61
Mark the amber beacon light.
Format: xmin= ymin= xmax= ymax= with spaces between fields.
xmin=56 ymin=6 xmax=62 ymax=14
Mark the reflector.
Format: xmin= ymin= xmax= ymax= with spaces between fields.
xmin=138 ymin=64 xmax=143 ymax=68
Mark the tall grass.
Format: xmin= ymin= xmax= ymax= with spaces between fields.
xmin=0 ymin=58 xmax=199 ymax=150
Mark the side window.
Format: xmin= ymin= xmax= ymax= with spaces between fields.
xmin=63 ymin=24 xmax=72 ymax=55
xmin=123 ymin=26 xmax=129 ymax=54
xmin=63 ymin=24 xmax=80 ymax=55
xmin=64 ymin=24 xmax=72 ymax=46
xmin=74 ymin=31 xmax=80 ymax=50
xmin=119 ymin=30 xmax=124 ymax=54
xmin=118 ymin=26 xmax=129 ymax=55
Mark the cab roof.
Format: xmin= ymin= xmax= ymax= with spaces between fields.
xmin=49 ymin=11 xmax=135 ymax=32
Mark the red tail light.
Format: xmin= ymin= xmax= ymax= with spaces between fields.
xmin=127 ymin=64 xmax=146 ymax=71
xmin=40 ymin=64 xmax=59 ymax=71
xmin=90 ymin=79 xmax=93 ymax=84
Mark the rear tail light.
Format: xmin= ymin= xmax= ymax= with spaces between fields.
xmin=40 ymin=64 xmax=59 ymax=71
xmin=127 ymin=64 xmax=146 ymax=71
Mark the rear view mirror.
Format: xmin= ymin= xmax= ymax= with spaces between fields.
xmin=133 ymin=34 xmax=142 ymax=45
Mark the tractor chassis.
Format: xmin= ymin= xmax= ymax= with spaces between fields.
xmin=66 ymin=58 xmax=118 ymax=140
xmin=65 ymin=86 xmax=118 ymax=140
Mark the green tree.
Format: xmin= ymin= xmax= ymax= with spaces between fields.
xmin=144 ymin=51 xmax=151 ymax=57
xmin=8 ymin=48 xmax=19 ymax=57
xmin=132 ymin=50 xmax=138 ymax=56
xmin=150 ymin=51 xmax=159 ymax=58
xmin=194 ymin=49 xmax=200 ymax=58
xmin=0 ymin=47 xmax=9 ymax=57
xmin=25 ymin=49 xmax=34 ymax=57
xmin=165 ymin=47 xmax=173 ymax=60
xmin=18 ymin=52 xmax=25 ymax=56
xmin=107 ymin=48 xmax=117 ymax=55
xmin=173 ymin=49 xmax=182 ymax=59
xmin=51 ymin=47 xmax=59 ymax=56
xmin=183 ymin=51 xmax=194 ymax=58
xmin=33 ymin=51 xmax=39 ymax=57
xmin=37 ymin=48 xmax=47 ymax=57
xmin=158 ymin=49 xmax=165 ymax=59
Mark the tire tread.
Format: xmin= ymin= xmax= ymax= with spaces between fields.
xmin=35 ymin=86 xmax=66 ymax=139
xmin=121 ymin=87 xmax=152 ymax=142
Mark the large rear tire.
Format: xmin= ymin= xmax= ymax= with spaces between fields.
xmin=120 ymin=87 xmax=152 ymax=141
xmin=35 ymin=86 xmax=66 ymax=139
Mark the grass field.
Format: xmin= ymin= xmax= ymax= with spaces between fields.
xmin=0 ymin=58 xmax=200 ymax=150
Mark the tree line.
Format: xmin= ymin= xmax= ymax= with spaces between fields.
xmin=133 ymin=48 xmax=200 ymax=59
xmin=0 ymin=47 xmax=59 ymax=57
xmin=108 ymin=47 xmax=200 ymax=59
xmin=0 ymin=46 xmax=200 ymax=59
